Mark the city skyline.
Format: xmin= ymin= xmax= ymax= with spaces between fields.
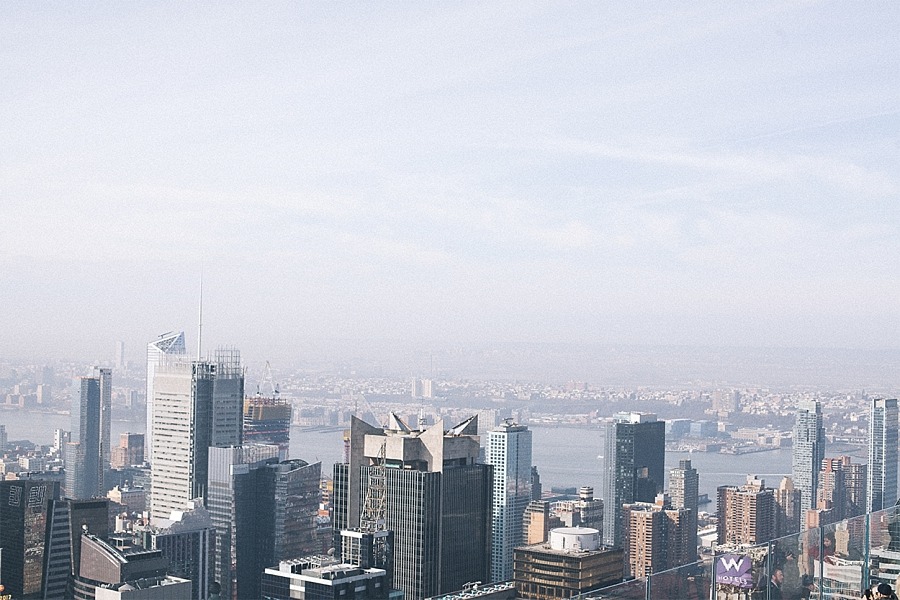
xmin=1 ymin=3 xmax=899 ymax=362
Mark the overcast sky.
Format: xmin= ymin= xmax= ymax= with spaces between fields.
xmin=1 ymin=2 xmax=898 ymax=363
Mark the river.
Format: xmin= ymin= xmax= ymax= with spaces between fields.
xmin=0 ymin=411 xmax=867 ymax=507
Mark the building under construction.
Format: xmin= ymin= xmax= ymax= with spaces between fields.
xmin=243 ymin=396 xmax=292 ymax=460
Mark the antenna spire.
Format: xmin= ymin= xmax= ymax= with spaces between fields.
xmin=197 ymin=273 xmax=203 ymax=360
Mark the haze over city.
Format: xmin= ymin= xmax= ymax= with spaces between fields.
xmin=2 ymin=3 xmax=899 ymax=376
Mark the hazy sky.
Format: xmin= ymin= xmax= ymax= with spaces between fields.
xmin=1 ymin=2 xmax=898 ymax=362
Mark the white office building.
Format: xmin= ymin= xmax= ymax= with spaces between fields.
xmin=145 ymin=332 xmax=186 ymax=463
xmin=484 ymin=420 xmax=533 ymax=582
xmin=149 ymin=348 xmax=243 ymax=521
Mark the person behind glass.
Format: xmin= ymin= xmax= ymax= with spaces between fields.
xmin=809 ymin=531 xmax=837 ymax=561
xmin=866 ymin=582 xmax=899 ymax=599
xmin=790 ymin=574 xmax=815 ymax=600
xmin=781 ymin=549 xmax=800 ymax=591
xmin=767 ymin=568 xmax=785 ymax=600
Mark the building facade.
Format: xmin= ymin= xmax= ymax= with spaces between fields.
xmin=41 ymin=498 xmax=109 ymax=599
xmin=514 ymin=527 xmax=623 ymax=599
xmin=68 ymin=369 xmax=112 ymax=499
xmin=334 ymin=414 xmax=492 ymax=600
xmin=243 ymin=396 xmax=292 ymax=460
xmin=207 ymin=445 xmax=280 ymax=600
xmin=149 ymin=349 xmax=244 ymax=521
xmin=668 ymin=459 xmax=699 ymax=560
xmin=138 ymin=498 xmax=214 ymax=600
xmin=484 ymin=421 xmax=533 ymax=583
xmin=0 ymin=479 xmax=60 ymax=598
xmin=773 ymin=476 xmax=801 ymax=537
xmin=261 ymin=557 xmax=398 ymax=600
xmin=621 ymin=499 xmax=693 ymax=578
xmin=717 ymin=476 xmax=775 ymax=546
xmin=110 ymin=433 xmax=145 ymax=470
xmin=602 ymin=413 xmax=665 ymax=548
xmin=792 ymin=400 xmax=825 ymax=515
xmin=868 ymin=398 xmax=898 ymax=512
xmin=145 ymin=331 xmax=186 ymax=463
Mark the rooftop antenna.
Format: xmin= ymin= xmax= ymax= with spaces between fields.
xmin=197 ymin=273 xmax=203 ymax=360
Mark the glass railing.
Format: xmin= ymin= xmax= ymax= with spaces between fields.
xmin=577 ymin=505 xmax=900 ymax=600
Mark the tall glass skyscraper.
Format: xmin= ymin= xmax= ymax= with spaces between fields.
xmin=867 ymin=398 xmax=898 ymax=512
xmin=484 ymin=421 xmax=533 ymax=582
xmin=792 ymin=400 xmax=825 ymax=515
xmin=603 ymin=412 xmax=665 ymax=548
xmin=67 ymin=368 xmax=111 ymax=499
xmin=207 ymin=444 xmax=280 ymax=600
xmin=145 ymin=331 xmax=186 ymax=463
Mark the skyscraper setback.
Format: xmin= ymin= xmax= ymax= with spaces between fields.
xmin=867 ymin=398 xmax=899 ymax=513
xmin=792 ymin=400 xmax=825 ymax=515
xmin=602 ymin=412 xmax=665 ymax=548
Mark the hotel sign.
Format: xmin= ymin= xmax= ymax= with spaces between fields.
xmin=715 ymin=554 xmax=752 ymax=588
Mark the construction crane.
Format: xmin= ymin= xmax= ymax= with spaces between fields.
xmin=256 ymin=360 xmax=279 ymax=397
xmin=359 ymin=440 xmax=387 ymax=532
xmin=341 ymin=438 xmax=392 ymax=575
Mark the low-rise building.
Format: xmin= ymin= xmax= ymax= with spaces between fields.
xmin=260 ymin=556 xmax=402 ymax=600
xmin=514 ymin=527 xmax=623 ymax=599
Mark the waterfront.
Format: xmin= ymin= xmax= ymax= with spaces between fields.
xmin=3 ymin=410 xmax=869 ymax=505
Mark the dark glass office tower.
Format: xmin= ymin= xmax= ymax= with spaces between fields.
xmin=334 ymin=414 xmax=492 ymax=600
xmin=41 ymin=498 xmax=109 ymax=599
xmin=207 ymin=446 xmax=321 ymax=600
xmin=0 ymin=479 xmax=60 ymax=598
xmin=68 ymin=369 xmax=111 ymax=499
xmin=602 ymin=412 xmax=665 ymax=548
xmin=271 ymin=458 xmax=322 ymax=560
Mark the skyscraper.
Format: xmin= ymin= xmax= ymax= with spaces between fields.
xmin=207 ymin=445 xmax=281 ymax=600
xmin=668 ymin=459 xmax=699 ymax=560
xmin=334 ymin=414 xmax=492 ymax=600
xmin=792 ymin=400 xmax=825 ymax=515
xmin=67 ymin=368 xmax=112 ymax=499
xmin=868 ymin=398 xmax=899 ymax=512
xmin=243 ymin=396 xmax=292 ymax=460
xmin=149 ymin=349 xmax=243 ymax=521
xmin=270 ymin=458 xmax=323 ymax=560
xmin=484 ymin=420 xmax=533 ymax=583
xmin=115 ymin=340 xmax=126 ymax=370
xmin=204 ymin=445 xmax=324 ymax=600
xmin=41 ymin=498 xmax=109 ymax=599
xmin=602 ymin=412 xmax=665 ymax=548
xmin=0 ymin=479 xmax=60 ymax=598
xmin=145 ymin=331 xmax=186 ymax=463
